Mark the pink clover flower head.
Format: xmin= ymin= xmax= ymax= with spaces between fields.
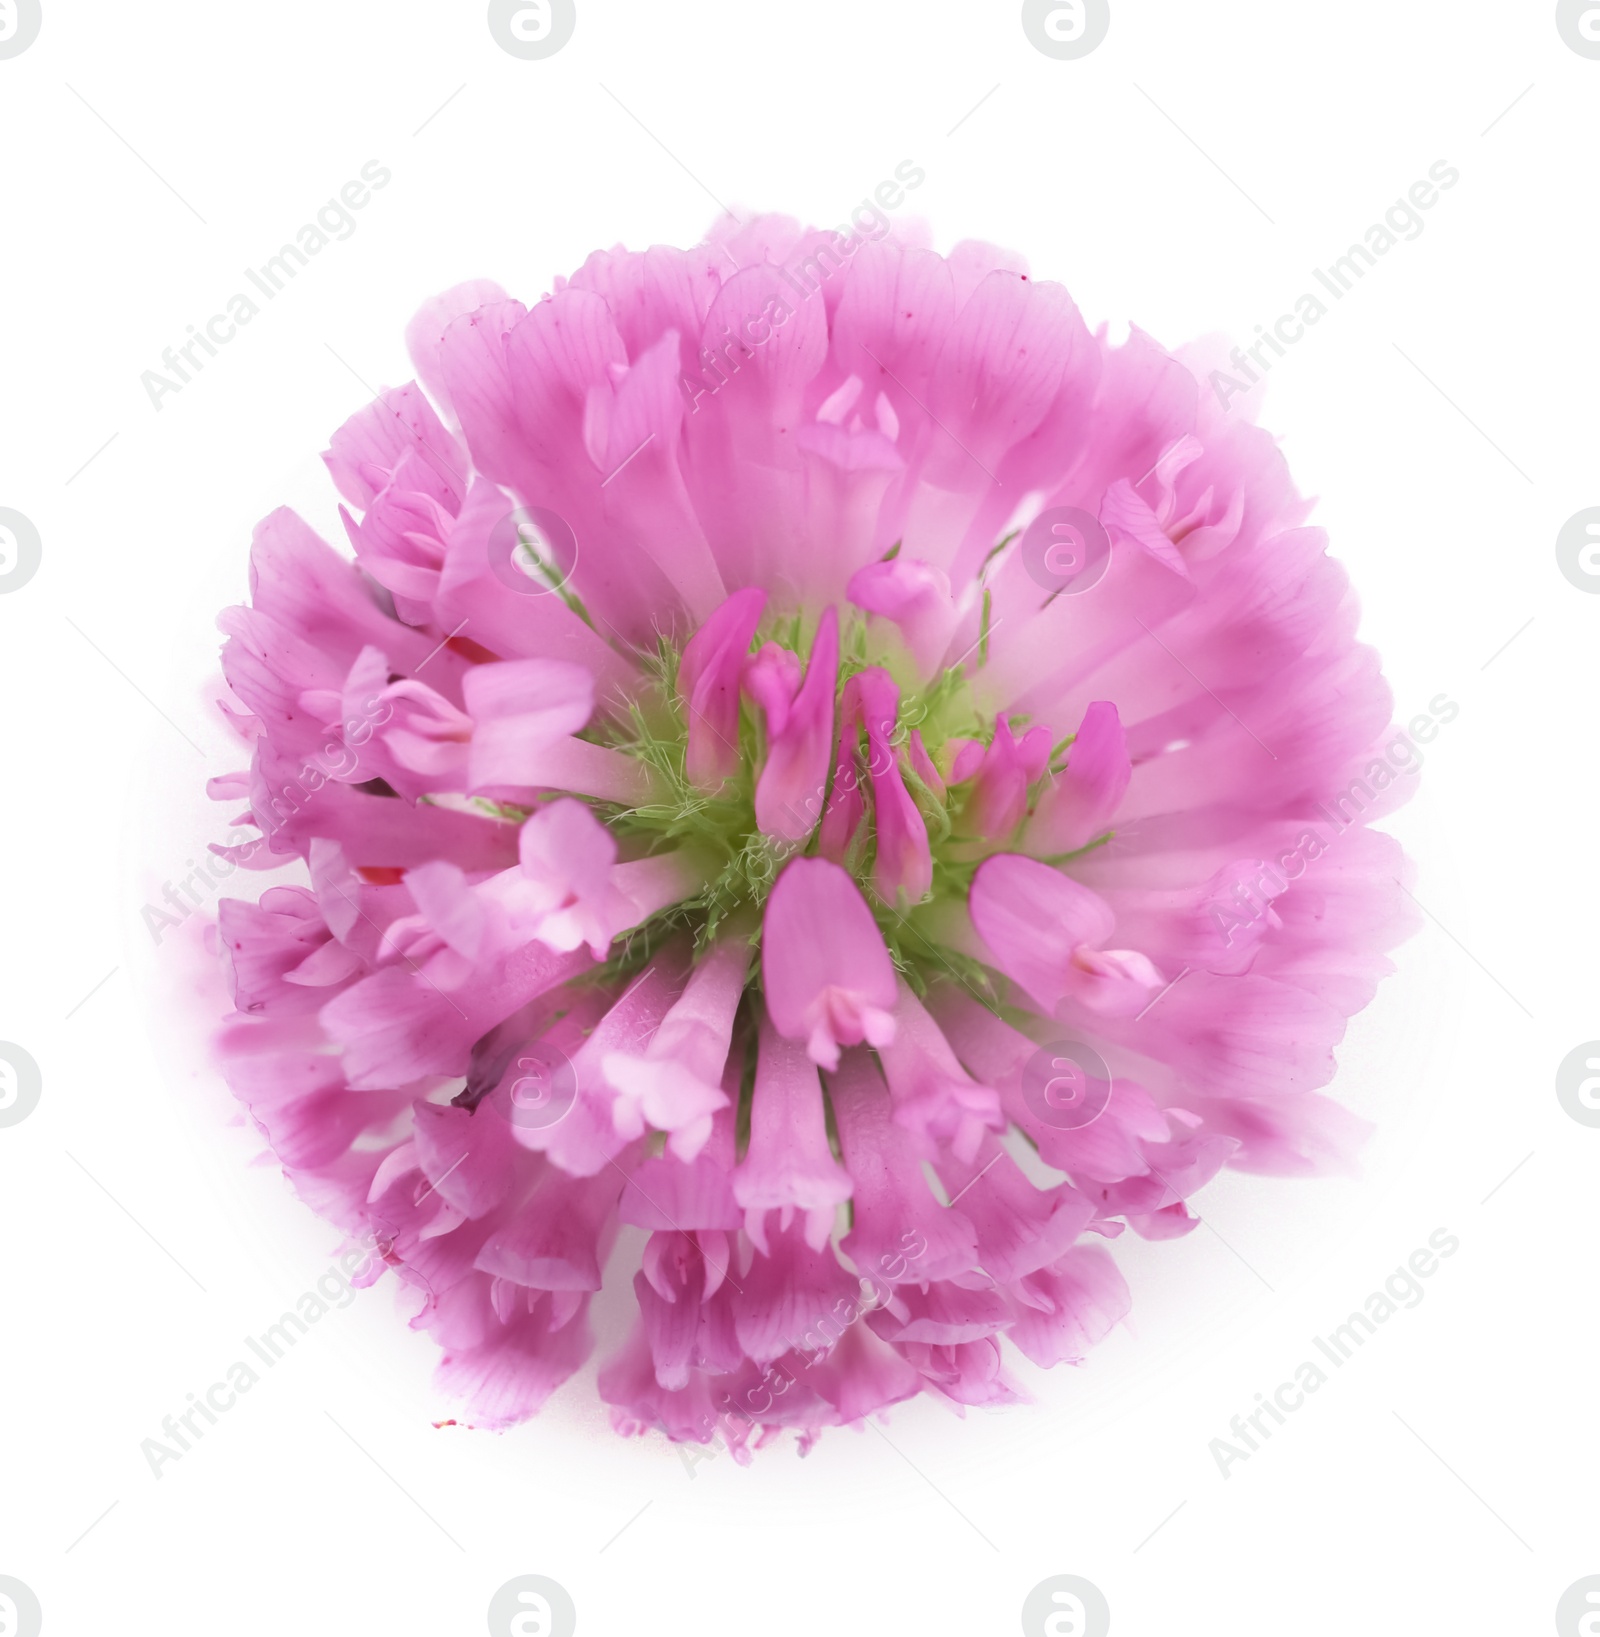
xmin=200 ymin=211 xmax=1414 ymax=1456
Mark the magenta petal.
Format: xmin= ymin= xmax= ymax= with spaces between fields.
xmin=817 ymin=675 xmax=868 ymax=861
xmin=754 ymin=607 xmax=840 ymax=843
xmin=1004 ymin=1245 xmax=1131 ymax=1367
xmin=933 ymin=1140 xmax=1094 ymax=1284
xmin=633 ymin=1235 xmax=724 ymax=1389
xmin=322 ymin=383 xmax=466 ymax=511
xmin=463 ymin=658 xmax=596 ymax=792
xmin=732 ymin=1020 xmax=852 ymax=1252
xmin=970 ymin=852 xmax=1115 ymax=1014
xmin=877 ymin=981 xmax=1003 ymax=1160
xmin=434 ymin=1297 xmax=595 ymax=1430
xmin=956 ymin=714 xmax=1049 ymax=842
xmin=618 ymin=1106 xmax=743 ymax=1232
xmin=742 ymin=642 xmax=802 ymax=738
xmin=1026 ymin=701 xmax=1131 ymax=857
xmin=435 ymin=478 xmax=635 ymax=693
xmin=762 ymin=858 xmax=897 ymax=1069
xmin=226 ymin=1051 xmax=393 ymax=1171
xmin=602 ymin=930 xmax=749 ymax=1159
xmin=400 ymin=860 xmax=487 ymax=961
xmin=678 ymin=586 xmax=766 ymax=787
xmin=807 ymin=1321 xmax=923 ymax=1424
xmin=906 ymin=729 xmax=945 ymax=801
xmin=404 ymin=280 xmax=509 ymax=417
xmin=410 ymin=1100 xmax=516 ymax=1219
xmin=846 ymin=556 xmax=958 ymax=680
xmin=511 ymin=800 xmax=636 ymax=958
xmin=730 ymin=1218 xmax=857 ymax=1365
xmin=833 ymin=1049 xmax=979 ymax=1283
xmin=474 ymin=1167 xmax=623 ymax=1291
xmin=855 ymin=667 xmax=932 ymax=906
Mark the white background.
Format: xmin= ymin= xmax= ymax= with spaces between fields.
xmin=2 ymin=2 xmax=1596 ymax=1633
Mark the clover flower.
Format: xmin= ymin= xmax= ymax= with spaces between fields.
xmin=205 ymin=212 xmax=1411 ymax=1454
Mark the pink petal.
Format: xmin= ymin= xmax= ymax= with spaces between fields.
xmin=876 ymin=981 xmax=1004 ymax=1160
xmin=762 ymin=858 xmax=897 ymax=1070
xmin=1025 ymin=701 xmax=1131 ymax=857
xmin=602 ymin=928 xmax=750 ymax=1158
xmin=678 ymin=587 xmax=766 ymax=787
xmin=970 ymin=853 xmax=1128 ymax=1017
xmin=732 ymin=1020 xmax=853 ymax=1252
xmin=855 ymin=668 xmax=932 ymax=906
xmin=754 ymin=608 xmax=840 ymax=843
xmin=955 ymin=714 xmax=1052 ymax=842
xmin=846 ymin=556 xmax=959 ymax=680
xmin=463 ymin=658 xmax=596 ymax=792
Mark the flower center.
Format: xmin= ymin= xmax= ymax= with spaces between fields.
xmin=566 ymin=606 xmax=1095 ymax=998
